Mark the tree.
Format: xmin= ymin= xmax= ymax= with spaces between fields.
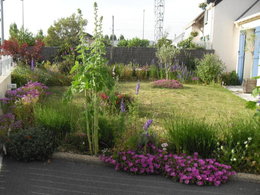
xmin=128 ymin=38 xmax=149 ymax=47
xmin=156 ymin=36 xmax=172 ymax=48
xmin=117 ymin=39 xmax=128 ymax=47
xmin=177 ymin=37 xmax=197 ymax=49
xmin=9 ymin=23 xmax=35 ymax=46
xmin=35 ymin=30 xmax=45 ymax=41
xmin=117 ymin=37 xmax=150 ymax=47
xmin=119 ymin=34 xmax=125 ymax=40
xmin=110 ymin=34 xmax=117 ymax=41
xmin=44 ymin=9 xmax=87 ymax=48
xmin=156 ymin=45 xmax=180 ymax=80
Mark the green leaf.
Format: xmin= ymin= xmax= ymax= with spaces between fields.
xmin=245 ymin=101 xmax=257 ymax=110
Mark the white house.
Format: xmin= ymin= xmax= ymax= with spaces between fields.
xmin=174 ymin=0 xmax=260 ymax=86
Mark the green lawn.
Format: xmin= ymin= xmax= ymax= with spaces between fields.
xmin=48 ymin=82 xmax=255 ymax=132
xmin=118 ymin=82 xmax=255 ymax=127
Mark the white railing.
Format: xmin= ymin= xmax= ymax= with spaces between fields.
xmin=0 ymin=56 xmax=13 ymax=76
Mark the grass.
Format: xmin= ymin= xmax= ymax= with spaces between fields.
xmin=46 ymin=82 xmax=255 ymax=132
xmin=118 ymin=82 xmax=255 ymax=124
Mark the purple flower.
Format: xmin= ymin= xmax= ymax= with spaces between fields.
xmin=31 ymin=58 xmax=35 ymax=71
xmin=136 ymin=81 xmax=140 ymax=95
xmin=120 ymin=98 xmax=126 ymax=112
xmin=143 ymin=119 xmax=153 ymax=131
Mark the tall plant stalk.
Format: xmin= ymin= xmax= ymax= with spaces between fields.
xmin=66 ymin=3 xmax=114 ymax=155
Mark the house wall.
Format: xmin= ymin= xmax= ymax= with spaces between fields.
xmin=209 ymin=0 xmax=256 ymax=72
xmin=243 ymin=29 xmax=255 ymax=79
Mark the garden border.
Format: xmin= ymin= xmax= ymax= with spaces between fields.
xmin=52 ymin=152 xmax=260 ymax=184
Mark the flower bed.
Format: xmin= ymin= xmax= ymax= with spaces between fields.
xmin=101 ymin=144 xmax=236 ymax=186
xmin=99 ymin=92 xmax=133 ymax=112
xmin=152 ymin=79 xmax=183 ymax=89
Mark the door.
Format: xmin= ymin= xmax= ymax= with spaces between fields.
xmin=252 ymin=26 xmax=260 ymax=78
xmin=237 ymin=31 xmax=246 ymax=83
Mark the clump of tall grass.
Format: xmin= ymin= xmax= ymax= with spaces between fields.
xmin=34 ymin=101 xmax=82 ymax=140
xmin=165 ymin=115 xmax=217 ymax=158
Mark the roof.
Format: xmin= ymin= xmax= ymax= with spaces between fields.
xmin=236 ymin=0 xmax=260 ymax=21
xmin=207 ymin=0 xmax=223 ymax=6
xmin=185 ymin=11 xmax=205 ymax=30
xmin=234 ymin=12 xmax=260 ymax=26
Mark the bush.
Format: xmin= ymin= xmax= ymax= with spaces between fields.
xmin=135 ymin=66 xmax=149 ymax=80
xmin=98 ymin=114 xmax=126 ymax=149
xmin=152 ymin=79 xmax=183 ymax=89
xmin=165 ymin=116 xmax=217 ymax=158
xmin=5 ymin=127 xmax=55 ymax=161
xmin=0 ymin=81 xmax=49 ymax=128
xmin=221 ymin=71 xmax=240 ymax=85
xmin=12 ymin=65 xmax=71 ymax=87
xmin=196 ymin=54 xmax=225 ymax=84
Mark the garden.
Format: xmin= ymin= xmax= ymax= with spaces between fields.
xmin=0 ymin=2 xmax=259 ymax=188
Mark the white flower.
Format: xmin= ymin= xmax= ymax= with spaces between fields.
xmin=244 ymin=141 xmax=248 ymax=145
xmin=161 ymin=143 xmax=168 ymax=148
xmin=248 ymin=137 xmax=252 ymax=141
xmin=231 ymin=149 xmax=234 ymax=153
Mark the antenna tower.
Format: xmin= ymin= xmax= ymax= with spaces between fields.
xmin=154 ymin=0 xmax=165 ymax=42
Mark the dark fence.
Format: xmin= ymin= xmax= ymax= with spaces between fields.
xmin=41 ymin=47 xmax=214 ymax=66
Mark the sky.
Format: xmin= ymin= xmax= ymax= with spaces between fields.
xmin=3 ymin=0 xmax=204 ymax=41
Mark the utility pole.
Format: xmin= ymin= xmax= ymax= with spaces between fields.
xmin=21 ymin=0 xmax=24 ymax=29
xmin=112 ymin=15 xmax=115 ymax=46
xmin=0 ymin=0 xmax=4 ymax=44
xmin=142 ymin=9 xmax=145 ymax=39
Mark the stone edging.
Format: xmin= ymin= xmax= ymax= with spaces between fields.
xmin=52 ymin=152 xmax=260 ymax=184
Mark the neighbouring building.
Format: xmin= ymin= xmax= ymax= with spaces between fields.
xmin=174 ymin=0 xmax=260 ymax=86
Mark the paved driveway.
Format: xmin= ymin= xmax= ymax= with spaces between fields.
xmin=0 ymin=158 xmax=259 ymax=195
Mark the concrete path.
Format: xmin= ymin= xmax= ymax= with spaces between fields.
xmin=224 ymin=86 xmax=258 ymax=102
xmin=0 ymin=158 xmax=259 ymax=195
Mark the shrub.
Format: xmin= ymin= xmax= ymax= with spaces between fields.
xmin=170 ymin=64 xmax=196 ymax=82
xmin=98 ymin=114 xmax=126 ymax=149
xmin=221 ymin=71 xmax=240 ymax=85
xmin=5 ymin=127 xmax=55 ymax=161
xmin=135 ymin=66 xmax=149 ymax=80
xmin=12 ymin=65 xmax=71 ymax=87
xmin=165 ymin=116 xmax=217 ymax=158
xmin=0 ymin=113 xmax=22 ymax=143
xmin=196 ymin=54 xmax=225 ymax=84
xmin=153 ymin=79 xmax=183 ymax=89
xmin=0 ymin=81 xmax=49 ymax=128
xmin=120 ymin=66 xmax=134 ymax=81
